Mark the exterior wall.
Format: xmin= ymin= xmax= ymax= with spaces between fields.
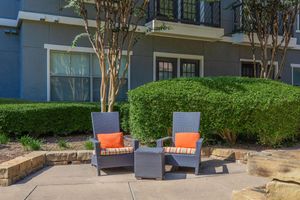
xmin=20 ymin=21 xmax=90 ymax=101
xmin=0 ymin=0 xmax=19 ymax=19
xmin=0 ymin=0 xmax=20 ymax=98
xmin=0 ymin=0 xmax=300 ymax=101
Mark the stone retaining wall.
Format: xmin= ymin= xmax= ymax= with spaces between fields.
xmin=0 ymin=150 xmax=93 ymax=186
xmin=0 ymin=147 xmax=252 ymax=187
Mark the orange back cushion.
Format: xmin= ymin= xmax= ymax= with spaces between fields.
xmin=96 ymin=132 xmax=124 ymax=148
xmin=175 ymin=132 xmax=200 ymax=148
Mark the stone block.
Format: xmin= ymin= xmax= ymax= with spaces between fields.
xmin=232 ymin=186 xmax=266 ymax=200
xmin=46 ymin=151 xmax=77 ymax=162
xmin=0 ymin=179 xmax=12 ymax=187
xmin=211 ymin=148 xmax=235 ymax=160
xmin=201 ymin=147 xmax=212 ymax=157
xmin=24 ymin=151 xmax=46 ymax=169
xmin=77 ymin=150 xmax=93 ymax=161
xmin=266 ymin=180 xmax=300 ymax=200
xmin=247 ymin=151 xmax=300 ymax=178
xmin=0 ymin=162 xmax=20 ymax=179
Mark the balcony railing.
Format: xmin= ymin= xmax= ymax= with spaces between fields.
xmin=147 ymin=0 xmax=221 ymax=28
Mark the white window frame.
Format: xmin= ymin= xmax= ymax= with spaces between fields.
xmin=153 ymin=52 xmax=204 ymax=81
xmin=297 ymin=14 xmax=300 ymax=33
xmin=291 ymin=64 xmax=300 ymax=85
xmin=44 ymin=44 xmax=132 ymax=102
xmin=239 ymin=58 xmax=279 ymax=77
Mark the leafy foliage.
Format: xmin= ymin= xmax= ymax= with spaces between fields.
xmin=19 ymin=135 xmax=42 ymax=151
xmin=0 ymin=102 xmax=129 ymax=137
xmin=0 ymin=133 xmax=9 ymax=144
xmin=84 ymin=139 xmax=94 ymax=150
xmin=58 ymin=139 xmax=69 ymax=149
xmin=128 ymin=77 xmax=300 ymax=146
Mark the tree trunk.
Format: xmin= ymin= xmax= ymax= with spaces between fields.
xmin=100 ymin=59 xmax=107 ymax=112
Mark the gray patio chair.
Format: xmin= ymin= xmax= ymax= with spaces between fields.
xmin=90 ymin=112 xmax=139 ymax=176
xmin=156 ymin=112 xmax=203 ymax=175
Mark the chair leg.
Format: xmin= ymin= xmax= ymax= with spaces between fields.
xmin=195 ymin=164 xmax=200 ymax=175
xmin=97 ymin=168 xmax=101 ymax=176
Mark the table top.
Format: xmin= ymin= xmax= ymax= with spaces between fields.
xmin=135 ymin=147 xmax=164 ymax=154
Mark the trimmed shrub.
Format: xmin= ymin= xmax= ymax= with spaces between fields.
xmin=128 ymin=77 xmax=300 ymax=146
xmin=0 ymin=102 xmax=129 ymax=137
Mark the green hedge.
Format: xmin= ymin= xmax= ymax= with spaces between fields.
xmin=0 ymin=101 xmax=129 ymax=137
xmin=128 ymin=77 xmax=300 ymax=146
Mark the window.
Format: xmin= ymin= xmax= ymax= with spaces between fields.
xmin=241 ymin=61 xmax=275 ymax=78
xmin=50 ymin=51 xmax=127 ymax=102
xmin=292 ymin=66 xmax=300 ymax=86
xmin=155 ymin=53 xmax=203 ymax=81
xmin=181 ymin=0 xmax=197 ymax=23
xmin=158 ymin=0 xmax=176 ymax=19
xmin=180 ymin=59 xmax=200 ymax=77
xmin=156 ymin=57 xmax=177 ymax=80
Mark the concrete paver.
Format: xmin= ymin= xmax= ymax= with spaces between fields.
xmin=0 ymin=158 xmax=269 ymax=200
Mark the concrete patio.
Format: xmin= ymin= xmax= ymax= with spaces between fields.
xmin=0 ymin=158 xmax=269 ymax=200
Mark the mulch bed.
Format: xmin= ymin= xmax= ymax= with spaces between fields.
xmin=0 ymin=134 xmax=132 ymax=164
xmin=1 ymin=134 xmax=299 ymax=164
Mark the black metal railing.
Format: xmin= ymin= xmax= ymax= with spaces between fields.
xmin=147 ymin=0 xmax=221 ymax=28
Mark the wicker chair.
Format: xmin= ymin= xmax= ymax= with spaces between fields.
xmin=90 ymin=112 xmax=139 ymax=176
xmin=156 ymin=112 xmax=203 ymax=175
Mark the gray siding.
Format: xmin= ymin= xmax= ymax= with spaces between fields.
xmin=0 ymin=0 xmax=20 ymax=98
xmin=0 ymin=27 xmax=20 ymax=98
xmin=0 ymin=0 xmax=20 ymax=19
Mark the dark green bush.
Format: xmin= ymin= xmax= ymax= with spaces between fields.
xmin=128 ymin=77 xmax=300 ymax=146
xmin=0 ymin=102 xmax=129 ymax=137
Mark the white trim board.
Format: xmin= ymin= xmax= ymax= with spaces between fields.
xmin=18 ymin=11 xmax=147 ymax=32
xmin=0 ymin=18 xmax=18 ymax=27
xmin=291 ymin=64 xmax=300 ymax=86
xmin=45 ymin=43 xmax=132 ymax=102
xmin=44 ymin=44 xmax=133 ymax=55
xmin=153 ymin=52 xmax=204 ymax=81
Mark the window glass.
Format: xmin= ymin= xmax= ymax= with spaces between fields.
xmin=92 ymin=55 xmax=128 ymax=78
xmin=180 ymin=59 xmax=199 ymax=77
xmin=50 ymin=51 xmax=129 ymax=102
xmin=50 ymin=52 xmax=70 ymax=76
xmin=156 ymin=57 xmax=177 ymax=80
xmin=293 ymin=67 xmax=300 ymax=86
xmin=70 ymin=53 xmax=90 ymax=76
xmin=50 ymin=77 xmax=90 ymax=102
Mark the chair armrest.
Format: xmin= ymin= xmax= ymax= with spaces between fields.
xmin=90 ymin=138 xmax=101 ymax=155
xmin=124 ymin=135 xmax=140 ymax=150
xmin=196 ymin=138 xmax=204 ymax=156
xmin=156 ymin=136 xmax=172 ymax=147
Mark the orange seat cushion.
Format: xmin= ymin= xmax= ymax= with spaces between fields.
xmin=175 ymin=132 xmax=200 ymax=148
xmin=96 ymin=132 xmax=124 ymax=148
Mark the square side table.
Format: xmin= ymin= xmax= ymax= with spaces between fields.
xmin=134 ymin=147 xmax=165 ymax=180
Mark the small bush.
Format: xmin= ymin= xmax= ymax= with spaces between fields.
xmin=84 ymin=140 xmax=94 ymax=150
xmin=0 ymin=133 xmax=9 ymax=144
xmin=58 ymin=139 xmax=69 ymax=149
xmin=128 ymin=77 xmax=300 ymax=146
xmin=19 ymin=135 xmax=42 ymax=151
